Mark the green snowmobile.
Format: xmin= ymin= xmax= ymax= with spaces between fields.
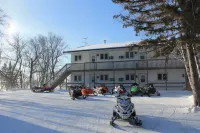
xmin=130 ymin=83 xmax=144 ymax=96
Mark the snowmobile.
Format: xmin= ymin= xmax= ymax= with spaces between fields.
xmin=112 ymin=84 xmax=126 ymax=97
xmin=31 ymin=84 xmax=54 ymax=93
xmin=80 ymin=84 xmax=96 ymax=97
xmin=130 ymin=83 xmax=144 ymax=96
xmin=110 ymin=93 xmax=142 ymax=127
xmin=94 ymin=84 xmax=110 ymax=96
xmin=68 ymin=85 xmax=87 ymax=100
xmin=141 ymin=83 xmax=160 ymax=97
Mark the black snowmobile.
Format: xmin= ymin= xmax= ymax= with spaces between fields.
xmin=68 ymin=85 xmax=86 ymax=100
xmin=110 ymin=93 xmax=142 ymax=127
xmin=141 ymin=83 xmax=160 ymax=97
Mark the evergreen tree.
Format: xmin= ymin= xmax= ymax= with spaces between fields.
xmin=112 ymin=0 xmax=200 ymax=106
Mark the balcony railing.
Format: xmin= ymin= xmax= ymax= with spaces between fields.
xmin=68 ymin=59 xmax=184 ymax=71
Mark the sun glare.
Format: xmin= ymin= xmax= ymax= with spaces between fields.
xmin=7 ymin=21 xmax=18 ymax=35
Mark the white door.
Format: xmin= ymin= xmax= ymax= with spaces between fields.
xmin=138 ymin=74 xmax=147 ymax=87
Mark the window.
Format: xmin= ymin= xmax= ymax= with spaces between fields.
xmin=163 ymin=74 xmax=167 ymax=80
xmin=130 ymin=52 xmax=134 ymax=58
xmin=109 ymin=56 xmax=114 ymax=59
xmin=131 ymin=74 xmax=134 ymax=80
xmin=126 ymin=74 xmax=129 ymax=80
xmin=126 ymin=52 xmax=129 ymax=58
xmin=139 ymin=53 xmax=146 ymax=60
xmin=100 ymin=75 xmax=104 ymax=80
xmin=100 ymin=54 xmax=104 ymax=59
xmin=100 ymin=53 xmax=109 ymax=60
xmin=140 ymin=55 xmax=145 ymax=60
xmin=140 ymin=75 xmax=145 ymax=82
xmin=125 ymin=52 xmax=134 ymax=59
xmin=119 ymin=78 xmax=124 ymax=81
xmin=105 ymin=75 xmax=108 ymax=80
xmin=158 ymin=73 xmax=168 ymax=80
xmin=125 ymin=74 xmax=135 ymax=80
xmin=110 ymin=78 xmax=115 ymax=81
xmin=92 ymin=56 xmax=95 ymax=62
xmin=119 ymin=56 xmax=124 ymax=59
xmin=75 ymin=56 xmax=78 ymax=61
xmin=100 ymin=75 xmax=109 ymax=81
xmin=105 ymin=54 xmax=108 ymax=59
xmin=74 ymin=75 xmax=82 ymax=82
xmin=158 ymin=74 xmax=162 ymax=80
xmin=79 ymin=55 xmax=81 ymax=60
xmin=74 ymin=55 xmax=81 ymax=61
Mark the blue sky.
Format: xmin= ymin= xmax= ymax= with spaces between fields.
xmin=1 ymin=0 xmax=144 ymax=64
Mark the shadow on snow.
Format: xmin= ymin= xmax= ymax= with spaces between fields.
xmin=0 ymin=114 xmax=59 ymax=133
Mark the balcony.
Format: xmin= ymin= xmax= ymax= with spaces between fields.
xmin=67 ymin=59 xmax=184 ymax=72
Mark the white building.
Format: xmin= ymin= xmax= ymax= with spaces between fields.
xmin=64 ymin=41 xmax=186 ymax=90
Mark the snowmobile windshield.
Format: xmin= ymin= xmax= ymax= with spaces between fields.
xmin=117 ymin=97 xmax=131 ymax=106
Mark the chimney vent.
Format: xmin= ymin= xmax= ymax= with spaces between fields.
xmin=104 ymin=40 xmax=106 ymax=44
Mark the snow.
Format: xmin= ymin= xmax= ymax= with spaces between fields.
xmin=188 ymin=95 xmax=200 ymax=113
xmin=0 ymin=90 xmax=200 ymax=133
xmin=65 ymin=41 xmax=140 ymax=52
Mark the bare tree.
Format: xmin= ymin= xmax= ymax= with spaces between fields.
xmin=29 ymin=33 xmax=66 ymax=86
xmin=6 ymin=34 xmax=26 ymax=88
xmin=23 ymin=33 xmax=66 ymax=88
xmin=36 ymin=35 xmax=51 ymax=85
xmin=0 ymin=8 xmax=7 ymax=67
xmin=0 ymin=8 xmax=7 ymax=38
xmin=25 ymin=37 xmax=42 ymax=88
xmin=48 ymin=32 xmax=66 ymax=80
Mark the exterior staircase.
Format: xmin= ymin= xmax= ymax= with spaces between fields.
xmin=46 ymin=64 xmax=71 ymax=89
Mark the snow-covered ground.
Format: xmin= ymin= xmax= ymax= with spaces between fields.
xmin=0 ymin=90 xmax=199 ymax=133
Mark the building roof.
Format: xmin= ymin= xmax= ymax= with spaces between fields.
xmin=64 ymin=41 xmax=140 ymax=53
